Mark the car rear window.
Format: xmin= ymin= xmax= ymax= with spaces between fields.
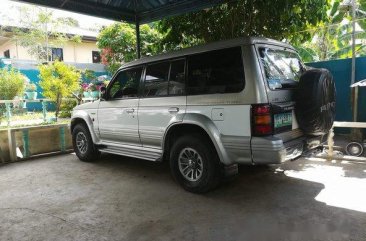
xmin=187 ymin=47 xmax=245 ymax=95
xmin=259 ymin=47 xmax=304 ymax=90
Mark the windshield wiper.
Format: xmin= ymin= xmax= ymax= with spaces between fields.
xmin=280 ymin=79 xmax=298 ymax=88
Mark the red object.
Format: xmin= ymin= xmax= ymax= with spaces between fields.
xmin=252 ymin=104 xmax=273 ymax=136
xmin=254 ymin=125 xmax=272 ymax=135
xmin=253 ymin=105 xmax=271 ymax=115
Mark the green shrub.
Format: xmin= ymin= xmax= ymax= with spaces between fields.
xmin=0 ymin=67 xmax=26 ymax=122
xmin=59 ymin=99 xmax=77 ymax=118
xmin=0 ymin=67 xmax=25 ymax=100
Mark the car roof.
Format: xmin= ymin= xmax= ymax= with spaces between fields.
xmin=119 ymin=37 xmax=295 ymax=70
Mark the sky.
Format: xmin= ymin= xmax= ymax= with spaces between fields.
xmin=0 ymin=0 xmax=116 ymax=31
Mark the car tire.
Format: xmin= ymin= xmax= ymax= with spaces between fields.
xmin=295 ymin=68 xmax=336 ymax=136
xmin=170 ymin=134 xmax=222 ymax=193
xmin=72 ymin=123 xmax=100 ymax=162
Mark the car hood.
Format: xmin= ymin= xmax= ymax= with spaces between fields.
xmin=73 ymin=100 xmax=100 ymax=110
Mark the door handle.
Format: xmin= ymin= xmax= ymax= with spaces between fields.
xmin=126 ymin=108 xmax=135 ymax=114
xmin=168 ymin=107 xmax=179 ymax=113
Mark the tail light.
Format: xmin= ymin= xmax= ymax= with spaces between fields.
xmin=252 ymin=104 xmax=273 ymax=136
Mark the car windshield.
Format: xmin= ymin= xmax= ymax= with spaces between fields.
xmin=259 ymin=47 xmax=304 ymax=90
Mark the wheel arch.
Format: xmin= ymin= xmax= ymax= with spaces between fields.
xmin=162 ymin=114 xmax=232 ymax=165
xmin=71 ymin=111 xmax=100 ymax=143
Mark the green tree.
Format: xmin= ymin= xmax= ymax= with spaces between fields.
xmin=0 ymin=67 xmax=26 ymax=122
xmin=297 ymin=0 xmax=351 ymax=61
xmin=39 ymin=61 xmax=80 ymax=120
xmin=297 ymin=0 xmax=366 ymax=62
xmin=0 ymin=68 xmax=25 ymax=100
xmin=97 ymin=22 xmax=163 ymax=74
xmin=158 ymin=0 xmax=329 ymax=49
xmin=12 ymin=6 xmax=81 ymax=62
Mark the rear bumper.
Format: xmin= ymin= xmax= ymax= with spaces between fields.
xmin=251 ymin=134 xmax=324 ymax=164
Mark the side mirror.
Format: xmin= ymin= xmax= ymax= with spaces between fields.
xmin=100 ymin=86 xmax=107 ymax=100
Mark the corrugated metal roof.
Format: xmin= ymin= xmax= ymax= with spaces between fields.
xmin=13 ymin=0 xmax=226 ymax=23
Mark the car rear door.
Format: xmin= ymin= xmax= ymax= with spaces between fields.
xmin=256 ymin=44 xmax=304 ymax=135
xmin=138 ymin=59 xmax=187 ymax=149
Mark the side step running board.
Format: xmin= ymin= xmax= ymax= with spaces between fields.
xmin=99 ymin=144 xmax=162 ymax=162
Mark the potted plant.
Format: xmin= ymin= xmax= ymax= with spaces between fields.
xmin=25 ymin=83 xmax=37 ymax=100
xmin=81 ymin=83 xmax=90 ymax=98
xmin=88 ymin=83 xmax=99 ymax=99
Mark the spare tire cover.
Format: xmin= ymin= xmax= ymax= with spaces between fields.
xmin=295 ymin=68 xmax=336 ymax=136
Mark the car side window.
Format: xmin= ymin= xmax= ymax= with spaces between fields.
xmin=108 ymin=67 xmax=142 ymax=99
xmin=187 ymin=47 xmax=245 ymax=95
xmin=143 ymin=62 xmax=170 ymax=97
xmin=168 ymin=59 xmax=185 ymax=96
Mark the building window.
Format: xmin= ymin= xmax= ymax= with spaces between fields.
xmin=39 ymin=47 xmax=63 ymax=61
xmin=92 ymin=51 xmax=101 ymax=63
xmin=4 ymin=50 xmax=10 ymax=58
xmin=51 ymin=48 xmax=63 ymax=61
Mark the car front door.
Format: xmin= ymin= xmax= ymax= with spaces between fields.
xmin=138 ymin=59 xmax=187 ymax=149
xmin=98 ymin=66 xmax=142 ymax=146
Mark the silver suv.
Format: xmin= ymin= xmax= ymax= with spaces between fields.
xmin=71 ymin=37 xmax=336 ymax=193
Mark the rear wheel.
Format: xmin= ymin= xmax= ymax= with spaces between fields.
xmin=170 ymin=135 xmax=222 ymax=193
xmin=72 ymin=123 xmax=100 ymax=162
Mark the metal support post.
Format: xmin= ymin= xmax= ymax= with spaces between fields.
xmin=135 ymin=20 xmax=141 ymax=59
xmin=350 ymin=0 xmax=361 ymax=140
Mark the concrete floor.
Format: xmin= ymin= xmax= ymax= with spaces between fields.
xmin=0 ymin=154 xmax=365 ymax=241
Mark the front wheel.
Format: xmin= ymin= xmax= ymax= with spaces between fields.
xmin=170 ymin=135 xmax=222 ymax=193
xmin=72 ymin=123 xmax=100 ymax=162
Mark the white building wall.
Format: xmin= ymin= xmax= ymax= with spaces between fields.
xmin=0 ymin=39 xmax=100 ymax=64
xmin=0 ymin=40 xmax=19 ymax=59
xmin=63 ymin=41 xmax=100 ymax=63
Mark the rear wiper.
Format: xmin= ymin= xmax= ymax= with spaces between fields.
xmin=280 ymin=79 xmax=298 ymax=88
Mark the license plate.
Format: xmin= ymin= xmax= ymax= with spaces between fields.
xmin=274 ymin=112 xmax=292 ymax=128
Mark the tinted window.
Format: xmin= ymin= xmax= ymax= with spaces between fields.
xmin=109 ymin=67 xmax=142 ymax=99
xmin=144 ymin=62 xmax=170 ymax=97
xmin=187 ymin=47 xmax=245 ymax=95
xmin=168 ymin=60 xmax=185 ymax=96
